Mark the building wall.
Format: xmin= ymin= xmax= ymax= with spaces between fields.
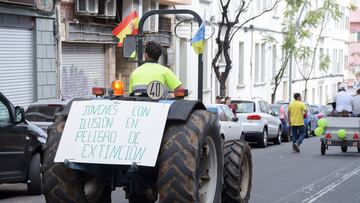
xmin=0 ymin=2 xmax=57 ymax=103
xmin=176 ymin=0 xmax=350 ymax=105
xmin=36 ymin=18 xmax=57 ymax=99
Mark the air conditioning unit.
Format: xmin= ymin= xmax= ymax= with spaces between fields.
xmin=142 ymin=0 xmax=159 ymax=33
xmin=98 ymin=0 xmax=116 ymax=18
xmin=76 ymin=0 xmax=99 ymax=15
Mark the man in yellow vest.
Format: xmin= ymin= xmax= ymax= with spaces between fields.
xmin=129 ymin=41 xmax=183 ymax=95
xmin=288 ymin=93 xmax=308 ymax=153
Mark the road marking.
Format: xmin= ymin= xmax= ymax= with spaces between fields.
xmin=302 ymin=165 xmax=360 ymax=203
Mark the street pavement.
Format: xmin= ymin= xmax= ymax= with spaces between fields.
xmin=250 ymin=136 xmax=360 ymax=203
xmin=2 ymin=136 xmax=360 ymax=203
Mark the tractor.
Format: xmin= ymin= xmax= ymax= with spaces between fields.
xmin=41 ymin=9 xmax=252 ymax=203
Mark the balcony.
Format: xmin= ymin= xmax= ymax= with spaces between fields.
xmin=159 ymin=0 xmax=191 ymax=5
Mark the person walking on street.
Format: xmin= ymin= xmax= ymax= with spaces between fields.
xmin=352 ymin=89 xmax=360 ymax=117
xmin=288 ymin=93 xmax=308 ymax=153
xmin=335 ymin=87 xmax=353 ymax=117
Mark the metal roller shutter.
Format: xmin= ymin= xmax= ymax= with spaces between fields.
xmin=62 ymin=43 xmax=106 ymax=99
xmin=0 ymin=27 xmax=34 ymax=107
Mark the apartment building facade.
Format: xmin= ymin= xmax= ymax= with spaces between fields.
xmin=176 ymin=0 xmax=349 ymax=105
xmin=347 ymin=0 xmax=360 ymax=93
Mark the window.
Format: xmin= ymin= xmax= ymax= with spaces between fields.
xmin=272 ymin=45 xmax=277 ymax=78
xmin=223 ymin=106 xmax=235 ymax=121
xmin=357 ymin=32 xmax=360 ymax=42
xmin=256 ymin=0 xmax=261 ymax=11
xmin=345 ymin=55 xmax=348 ymax=70
xmin=319 ymin=86 xmax=323 ymax=105
xmin=319 ymin=48 xmax=324 ymax=71
xmin=325 ymin=85 xmax=328 ymax=103
xmin=203 ymin=44 xmax=208 ymax=89
xmin=261 ymin=43 xmax=266 ymax=82
xmin=0 ymin=102 xmax=10 ymax=123
xmin=283 ymin=81 xmax=288 ymax=101
xmin=259 ymin=101 xmax=268 ymax=113
xmin=312 ymin=88 xmax=315 ymax=104
xmin=238 ymin=42 xmax=245 ymax=85
xmin=338 ymin=49 xmax=343 ymax=73
xmin=333 ymin=49 xmax=338 ymax=73
xmin=234 ymin=101 xmax=255 ymax=113
xmin=255 ymin=43 xmax=260 ymax=83
xmin=217 ymin=107 xmax=227 ymax=121
xmin=179 ymin=40 xmax=187 ymax=85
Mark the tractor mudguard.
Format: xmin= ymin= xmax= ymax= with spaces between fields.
xmin=166 ymin=100 xmax=206 ymax=122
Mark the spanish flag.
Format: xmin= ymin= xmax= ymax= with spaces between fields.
xmin=191 ymin=21 xmax=205 ymax=54
xmin=112 ymin=11 xmax=139 ymax=47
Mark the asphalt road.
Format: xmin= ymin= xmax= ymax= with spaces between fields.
xmin=250 ymin=136 xmax=360 ymax=203
xmin=2 ymin=136 xmax=360 ymax=203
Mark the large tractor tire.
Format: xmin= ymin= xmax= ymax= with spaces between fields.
xmin=222 ymin=140 xmax=252 ymax=203
xmin=42 ymin=115 xmax=111 ymax=203
xmin=157 ymin=110 xmax=223 ymax=203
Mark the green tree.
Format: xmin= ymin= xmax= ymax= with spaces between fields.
xmin=271 ymin=0 xmax=355 ymax=103
xmin=294 ymin=0 xmax=342 ymax=102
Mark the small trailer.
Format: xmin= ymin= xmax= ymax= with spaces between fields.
xmin=320 ymin=117 xmax=360 ymax=155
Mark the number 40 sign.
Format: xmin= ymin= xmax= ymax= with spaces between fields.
xmin=147 ymin=81 xmax=166 ymax=100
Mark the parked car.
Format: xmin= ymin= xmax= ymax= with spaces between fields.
xmin=310 ymin=105 xmax=324 ymax=119
xmin=0 ymin=92 xmax=46 ymax=195
xmin=305 ymin=103 xmax=318 ymax=137
xmin=205 ymin=104 xmax=243 ymax=141
xmin=232 ymin=98 xmax=282 ymax=147
xmin=25 ymin=99 xmax=69 ymax=132
xmin=270 ymin=104 xmax=290 ymax=142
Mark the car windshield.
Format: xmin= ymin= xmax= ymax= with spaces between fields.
xmin=25 ymin=105 xmax=65 ymax=122
xmin=271 ymin=106 xmax=280 ymax=114
xmin=233 ymin=101 xmax=255 ymax=113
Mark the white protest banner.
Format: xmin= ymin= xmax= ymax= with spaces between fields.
xmin=54 ymin=100 xmax=170 ymax=167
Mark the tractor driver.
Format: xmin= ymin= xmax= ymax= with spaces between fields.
xmin=129 ymin=41 xmax=184 ymax=95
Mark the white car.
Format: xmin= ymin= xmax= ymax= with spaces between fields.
xmin=232 ymin=98 xmax=282 ymax=147
xmin=205 ymin=104 xmax=243 ymax=141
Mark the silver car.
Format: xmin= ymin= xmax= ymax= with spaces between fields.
xmin=232 ymin=98 xmax=282 ymax=147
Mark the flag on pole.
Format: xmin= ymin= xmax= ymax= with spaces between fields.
xmin=191 ymin=21 xmax=205 ymax=54
xmin=112 ymin=11 xmax=139 ymax=47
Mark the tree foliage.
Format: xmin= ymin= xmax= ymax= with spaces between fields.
xmin=270 ymin=0 xmax=347 ymax=103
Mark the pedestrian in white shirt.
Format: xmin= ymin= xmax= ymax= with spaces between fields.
xmin=352 ymin=89 xmax=360 ymax=117
xmin=335 ymin=87 xmax=353 ymax=117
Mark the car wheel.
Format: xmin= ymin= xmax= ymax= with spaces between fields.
xmin=28 ymin=153 xmax=41 ymax=195
xmin=258 ymin=129 xmax=268 ymax=148
xmin=321 ymin=142 xmax=326 ymax=155
xmin=274 ymin=127 xmax=281 ymax=145
xmin=305 ymin=125 xmax=310 ymax=138
xmin=341 ymin=146 xmax=348 ymax=153
xmin=283 ymin=129 xmax=290 ymax=142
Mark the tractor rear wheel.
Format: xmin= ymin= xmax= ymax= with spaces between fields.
xmin=222 ymin=140 xmax=252 ymax=203
xmin=42 ymin=115 xmax=111 ymax=203
xmin=157 ymin=110 xmax=223 ymax=203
